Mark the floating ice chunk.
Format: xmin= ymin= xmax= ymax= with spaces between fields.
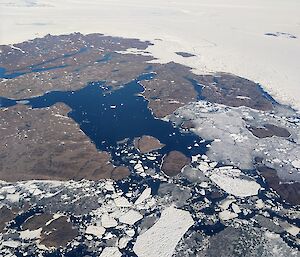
xmin=134 ymin=163 xmax=144 ymax=172
xmin=103 ymin=232 xmax=114 ymax=240
xmin=191 ymin=155 xmax=199 ymax=163
xmin=101 ymin=213 xmax=118 ymax=228
xmin=16 ymin=100 xmax=30 ymax=105
xmin=197 ymin=162 xmax=210 ymax=172
xmin=104 ymin=181 xmax=115 ymax=192
xmin=6 ymin=193 xmax=20 ymax=203
xmin=100 ymin=247 xmax=122 ymax=257
xmin=292 ymin=160 xmax=300 ymax=169
xmin=255 ymin=199 xmax=265 ymax=209
xmin=202 ymin=154 xmax=209 ymax=160
xmin=218 ymin=198 xmax=235 ymax=210
xmin=110 ymin=105 xmax=117 ymax=109
xmin=118 ymin=236 xmax=131 ymax=249
xmin=125 ymin=229 xmax=135 ymax=237
xmin=85 ymin=225 xmax=106 ymax=238
xmin=85 ymin=235 xmax=93 ymax=241
xmin=147 ymin=156 xmax=157 ymax=161
xmin=32 ymin=188 xmax=43 ymax=196
xmin=219 ymin=210 xmax=238 ymax=221
xmin=209 ymin=162 xmax=218 ymax=168
xmin=119 ymin=210 xmax=143 ymax=225
xmin=281 ymin=222 xmax=300 ymax=237
xmin=2 ymin=240 xmax=21 ymax=248
xmin=135 ymin=188 xmax=151 ymax=205
xmin=209 ymin=167 xmax=261 ymax=197
xmin=114 ymin=197 xmax=131 ymax=208
xmin=133 ymin=206 xmax=194 ymax=257
xmin=231 ymin=203 xmax=241 ymax=214
xmin=1 ymin=186 xmax=16 ymax=194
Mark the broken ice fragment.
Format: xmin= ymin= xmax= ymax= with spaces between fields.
xmin=133 ymin=206 xmax=194 ymax=257
xmin=219 ymin=210 xmax=238 ymax=221
xmin=119 ymin=210 xmax=143 ymax=225
xmin=101 ymin=213 xmax=118 ymax=228
xmin=135 ymin=188 xmax=152 ymax=205
xmin=85 ymin=225 xmax=106 ymax=238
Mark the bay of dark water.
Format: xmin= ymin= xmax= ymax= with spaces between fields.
xmin=0 ymin=72 xmax=207 ymax=161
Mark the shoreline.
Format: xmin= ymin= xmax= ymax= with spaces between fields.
xmin=1 ymin=0 xmax=299 ymax=111
xmin=2 ymin=32 xmax=299 ymax=113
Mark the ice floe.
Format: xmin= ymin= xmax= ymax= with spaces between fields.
xmin=85 ymin=225 xmax=106 ymax=238
xmin=101 ymin=213 xmax=118 ymax=228
xmin=119 ymin=210 xmax=143 ymax=225
xmin=134 ymin=188 xmax=152 ymax=205
xmin=208 ymin=167 xmax=261 ymax=197
xmin=133 ymin=206 xmax=194 ymax=257
xmin=100 ymin=247 xmax=122 ymax=257
xmin=219 ymin=210 xmax=238 ymax=221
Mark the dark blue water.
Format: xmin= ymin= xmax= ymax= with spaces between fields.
xmin=0 ymin=73 xmax=207 ymax=162
xmin=0 ymin=96 xmax=17 ymax=107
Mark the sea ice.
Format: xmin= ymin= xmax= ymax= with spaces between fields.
xmin=114 ymin=197 xmax=132 ymax=208
xmin=134 ymin=188 xmax=152 ymax=205
xmin=119 ymin=210 xmax=143 ymax=225
xmin=85 ymin=225 xmax=106 ymax=238
xmin=209 ymin=167 xmax=261 ymax=197
xmin=292 ymin=160 xmax=300 ymax=169
xmin=100 ymin=247 xmax=122 ymax=257
xmin=219 ymin=210 xmax=238 ymax=221
xmin=133 ymin=206 xmax=194 ymax=257
xmin=101 ymin=213 xmax=118 ymax=228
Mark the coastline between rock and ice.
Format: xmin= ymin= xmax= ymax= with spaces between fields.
xmin=1 ymin=0 xmax=300 ymax=111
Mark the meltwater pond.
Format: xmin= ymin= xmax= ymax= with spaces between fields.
xmin=0 ymin=73 xmax=207 ymax=161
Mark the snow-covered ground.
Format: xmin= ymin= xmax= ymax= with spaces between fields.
xmin=1 ymin=0 xmax=300 ymax=110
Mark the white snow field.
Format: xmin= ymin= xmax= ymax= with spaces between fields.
xmin=0 ymin=0 xmax=300 ymax=110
